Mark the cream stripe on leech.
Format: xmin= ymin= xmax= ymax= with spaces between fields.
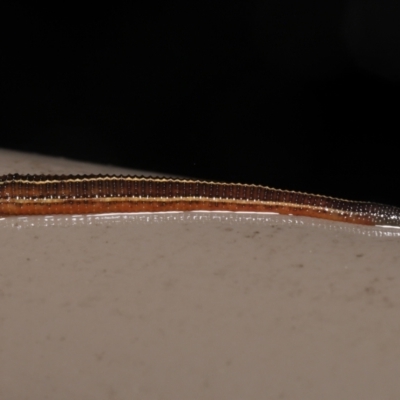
xmin=4 ymin=195 xmax=339 ymax=211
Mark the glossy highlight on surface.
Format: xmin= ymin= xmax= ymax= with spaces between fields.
xmin=0 ymin=174 xmax=399 ymax=227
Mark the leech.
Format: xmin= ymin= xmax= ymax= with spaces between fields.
xmin=0 ymin=174 xmax=399 ymax=227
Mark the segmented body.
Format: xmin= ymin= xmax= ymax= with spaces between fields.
xmin=0 ymin=174 xmax=398 ymax=226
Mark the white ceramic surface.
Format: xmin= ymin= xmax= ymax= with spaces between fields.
xmin=0 ymin=149 xmax=399 ymax=399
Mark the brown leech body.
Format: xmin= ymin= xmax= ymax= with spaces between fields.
xmin=0 ymin=174 xmax=399 ymax=227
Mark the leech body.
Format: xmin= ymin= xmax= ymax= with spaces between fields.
xmin=0 ymin=174 xmax=399 ymax=227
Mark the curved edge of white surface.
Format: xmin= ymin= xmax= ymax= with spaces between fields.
xmin=1 ymin=211 xmax=400 ymax=238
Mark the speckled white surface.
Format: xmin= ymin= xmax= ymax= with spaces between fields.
xmin=1 ymin=149 xmax=400 ymax=399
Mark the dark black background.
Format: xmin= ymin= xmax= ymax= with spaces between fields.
xmin=2 ymin=2 xmax=400 ymax=205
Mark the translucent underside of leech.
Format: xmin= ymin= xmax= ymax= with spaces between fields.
xmin=0 ymin=174 xmax=399 ymax=227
